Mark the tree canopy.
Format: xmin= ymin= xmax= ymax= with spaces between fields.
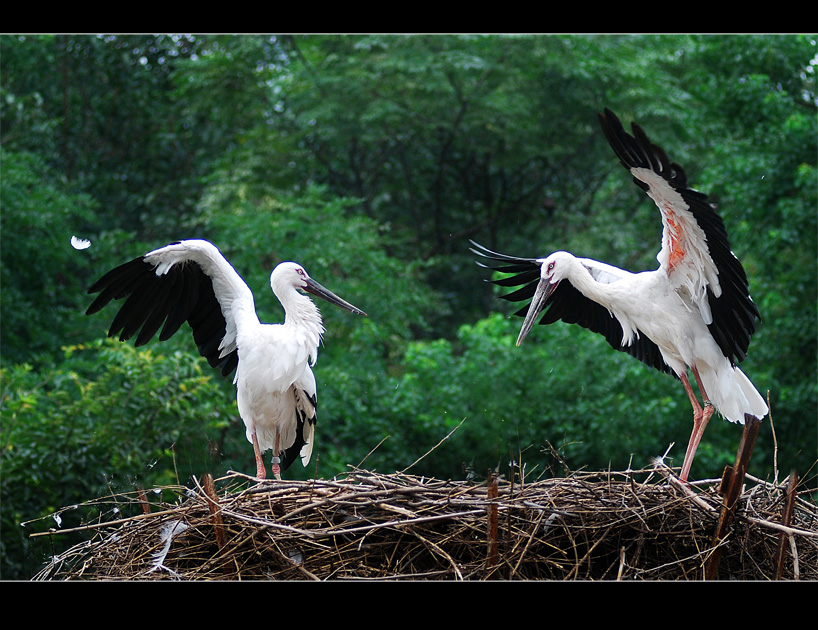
xmin=2 ymin=34 xmax=816 ymax=579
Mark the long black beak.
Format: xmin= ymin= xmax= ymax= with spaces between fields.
xmin=303 ymin=278 xmax=367 ymax=316
xmin=516 ymin=278 xmax=556 ymax=346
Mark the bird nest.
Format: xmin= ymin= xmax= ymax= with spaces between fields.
xmin=31 ymin=462 xmax=817 ymax=581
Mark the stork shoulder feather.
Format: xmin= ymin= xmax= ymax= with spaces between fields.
xmin=145 ymin=240 xmax=255 ymax=304
xmin=631 ymin=167 xmax=721 ymax=324
xmin=578 ymin=258 xmax=629 ymax=284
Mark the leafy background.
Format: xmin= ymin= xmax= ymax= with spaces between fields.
xmin=2 ymin=34 xmax=816 ymax=579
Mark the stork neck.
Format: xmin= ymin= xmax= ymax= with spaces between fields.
xmin=563 ymin=256 xmax=619 ymax=310
xmin=281 ymin=291 xmax=325 ymax=335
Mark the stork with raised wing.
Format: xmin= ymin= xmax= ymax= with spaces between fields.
xmin=472 ymin=108 xmax=767 ymax=482
xmin=86 ymin=239 xmax=366 ymax=480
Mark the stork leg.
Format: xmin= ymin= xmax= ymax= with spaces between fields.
xmin=678 ymin=367 xmax=715 ymax=482
xmin=271 ymin=432 xmax=282 ymax=481
xmin=252 ymin=432 xmax=267 ymax=480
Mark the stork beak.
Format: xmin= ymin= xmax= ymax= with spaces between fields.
xmin=516 ymin=278 xmax=556 ymax=346
xmin=302 ymin=278 xmax=367 ymax=316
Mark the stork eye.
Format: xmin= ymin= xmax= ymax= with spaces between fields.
xmin=296 ymin=268 xmax=305 ymax=277
xmin=547 ymin=262 xmax=555 ymax=272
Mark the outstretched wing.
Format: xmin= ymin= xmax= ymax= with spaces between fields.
xmin=86 ymin=239 xmax=257 ymax=378
xmin=598 ymin=108 xmax=760 ymax=365
xmin=470 ymin=241 xmax=673 ymax=375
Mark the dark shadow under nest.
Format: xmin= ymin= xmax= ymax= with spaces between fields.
xmin=31 ymin=460 xmax=817 ymax=581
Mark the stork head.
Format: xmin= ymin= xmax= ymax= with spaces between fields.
xmin=271 ymin=262 xmax=367 ymax=316
xmin=516 ymin=251 xmax=568 ymax=347
xmin=540 ymin=251 xmax=575 ymax=284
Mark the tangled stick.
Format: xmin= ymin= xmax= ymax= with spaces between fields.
xmin=30 ymin=462 xmax=818 ymax=581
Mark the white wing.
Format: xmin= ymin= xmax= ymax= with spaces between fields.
xmin=87 ymin=239 xmax=258 ymax=378
xmin=599 ymin=108 xmax=761 ymax=365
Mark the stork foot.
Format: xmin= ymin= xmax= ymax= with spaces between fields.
xmin=680 ymin=403 xmax=715 ymax=482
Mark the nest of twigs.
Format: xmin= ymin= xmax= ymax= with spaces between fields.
xmin=32 ymin=461 xmax=817 ymax=581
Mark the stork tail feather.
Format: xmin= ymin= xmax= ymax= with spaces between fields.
xmin=698 ymin=362 xmax=768 ymax=424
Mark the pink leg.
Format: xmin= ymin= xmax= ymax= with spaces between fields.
xmin=271 ymin=431 xmax=282 ymax=481
xmin=678 ymin=367 xmax=715 ymax=482
xmin=252 ymin=432 xmax=266 ymax=480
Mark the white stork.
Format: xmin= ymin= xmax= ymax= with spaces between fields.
xmin=472 ymin=108 xmax=767 ymax=482
xmin=86 ymin=239 xmax=366 ymax=480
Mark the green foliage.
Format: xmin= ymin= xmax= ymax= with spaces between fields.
xmin=269 ymin=35 xmax=627 ymax=327
xmin=197 ymin=183 xmax=441 ymax=354
xmin=0 ymin=339 xmax=237 ymax=578
xmin=1 ymin=34 xmax=256 ymax=236
xmin=0 ymin=149 xmax=98 ymax=363
xmin=1 ymin=34 xmax=815 ymax=578
xmin=680 ymin=35 xmax=818 ymax=474
xmin=319 ymin=313 xmax=758 ymax=482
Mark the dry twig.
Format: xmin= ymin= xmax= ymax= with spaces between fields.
xmin=30 ymin=463 xmax=818 ymax=581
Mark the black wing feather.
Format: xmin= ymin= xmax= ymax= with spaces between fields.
xmin=134 ymin=270 xmax=179 ymax=347
xmin=280 ymin=390 xmax=317 ymax=472
xmin=470 ymin=241 xmax=674 ymax=376
xmin=87 ymin=254 xmax=239 ymax=379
